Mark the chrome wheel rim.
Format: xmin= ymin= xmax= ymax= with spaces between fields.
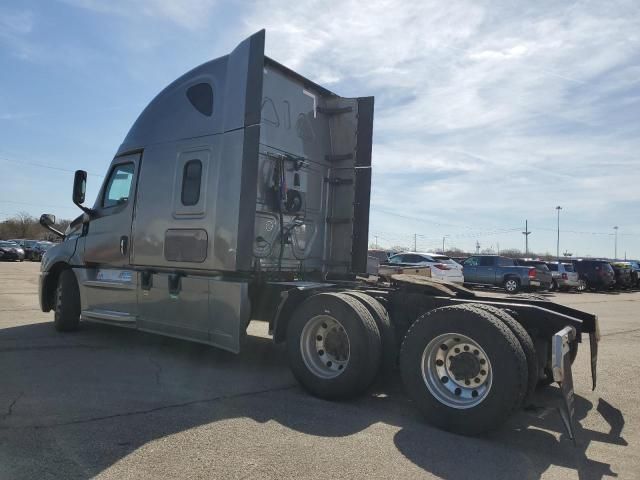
xmin=421 ymin=333 xmax=492 ymax=409
xmin=300 ymin=315 xmax=350 ymax=379
xmin=505 ymin=279 xmax=518 ymax=292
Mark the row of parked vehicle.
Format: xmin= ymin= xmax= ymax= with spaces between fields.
xmin=369 ymin=249 xmax=640 ymax=293
xmin=0 ymin=239 xmax=54 ymax=262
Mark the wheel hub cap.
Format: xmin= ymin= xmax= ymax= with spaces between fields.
xmin=421 ymin=333 xmax=492 ymax=409
xmin=300 ymin=315 xmax=350 ymax=379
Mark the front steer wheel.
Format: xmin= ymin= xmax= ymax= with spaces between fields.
xmin=286 ymin=292 xmax=381 ymax=400
xmin=400 ymin=305 xmax=527 ymax=435
xmin=54 ymin=269 xmax=81 ymax=332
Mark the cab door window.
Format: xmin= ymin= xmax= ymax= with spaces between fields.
xmin=103 ymin=163 xmax=135 ymax=208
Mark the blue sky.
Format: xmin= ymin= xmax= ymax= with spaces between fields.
xmin=1 ymin=0 xmax=639 ymax=258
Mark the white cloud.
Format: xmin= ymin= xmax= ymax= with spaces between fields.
xmin=244 ymin=0 xmax=640 ymax=254
xmin=61 ymin=0 xmax=218 ymax=30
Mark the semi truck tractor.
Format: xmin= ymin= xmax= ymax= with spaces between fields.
xmin=38 ymin=30 xmax=598 ymax=437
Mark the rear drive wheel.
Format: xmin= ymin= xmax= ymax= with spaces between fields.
xmin=470 ymin=304 xmax=537 ymax=406
xmin=400 ymin=305 xmax=527 ymax=435
xmin=287 ymin=292 xmax=381 ymax=399
xmin=54 ymin=269 xmax=81 ymax=332
xmin=343 ymin=291 xmax=397 ymax=375
xmin=504 ymin=277 xmax=520 ymax=294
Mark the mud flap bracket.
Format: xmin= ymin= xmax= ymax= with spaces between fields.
xmin=552 ymin=326 xmax=577 ymax=444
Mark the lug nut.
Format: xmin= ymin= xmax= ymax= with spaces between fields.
xmin=464 ymin=345 xmax=469 ymax=351
xmin=480 ymin=359 xmax=486 ymax=365
xmin=441 ymin=376 xmax=449 ymax=383
xmin=473 ymin=349 xmax=479 ymax=355
xmin=436 ymin=359 xmax=444 ymax=366
xmin=474 ymin=377 xmax=480 ymax=383
xmin=480 ymin=369 xmax=486 ymax=375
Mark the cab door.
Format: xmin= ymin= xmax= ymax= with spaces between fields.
xmin=83 ymin=153 xmax=141 ymax=265
xmin=77 ymin=152 xmax=141 ymax=323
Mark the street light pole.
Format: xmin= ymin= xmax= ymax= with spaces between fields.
xmin=522 ymin=219 xmax=531 ymax=255
xmin=442 ymin=236 xmax=446 ymax=253
xmin=556 ymin=206 xmax=562 ymax=262
xmin=614 ymin=226 xmax=618 ymax=260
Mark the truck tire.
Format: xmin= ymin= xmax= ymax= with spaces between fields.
xmin=469 ymin=304 xmax=537 ymax=406
xmin=343 ymin=291 xmax=397 ymax=375
xmin=54 ymin=269 xmax=81 ymax=332
xmin=399 ymin=304 xmax=527 ymax=435
xmin=286 ymin=292 xmax=381 ymax=399
xmin=503 ymin=277 xmax=520 ymax=294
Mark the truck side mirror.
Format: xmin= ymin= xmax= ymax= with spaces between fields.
xmin=39 ymin=214 xmax=56 ymax=226
xmin=39 ymin=213 xmax=65 ymax=239
xmin=73 ymin=170 xmax=87 ymax=205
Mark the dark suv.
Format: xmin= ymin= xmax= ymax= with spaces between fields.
xmin=572 ymin=259 xmax=615 ymax=291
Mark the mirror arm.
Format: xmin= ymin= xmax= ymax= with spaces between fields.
xmin=74 ymin=201 xmax=94 ymax=217
xmin=39 ymin=221 xmax=66 ymax=240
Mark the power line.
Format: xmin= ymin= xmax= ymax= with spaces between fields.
xmin=0 ymin=199 xmax=79 ymax=211
xmin=0 ymin=155 xmax=104 ymax=178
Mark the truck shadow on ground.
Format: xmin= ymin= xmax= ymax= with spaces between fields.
xmin=0 ymin=321 xmax=626 ymax=480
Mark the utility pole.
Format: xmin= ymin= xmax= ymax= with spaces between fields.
xmin=442 ymin=236 xmax=447 ymax=253
xmin=613 ymin=226 xmax=618 ymax=260
xmin=476 ymin=240 xmax=480 ymax=254
xmin=375 ymin=235 xmax=378 ymax=249
xmin=497 ymin=242 xmax=500 ymax=255
xmin=556 ymin=206 xmax=562 ymax=262
xmin=413 ymin=233 xmax=417 ymax=252
xmin=522 ymin=220 xmax=531 ymax=255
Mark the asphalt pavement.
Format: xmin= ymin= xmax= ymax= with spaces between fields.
xmin=1 ymin=261 xmax=638 ymax=479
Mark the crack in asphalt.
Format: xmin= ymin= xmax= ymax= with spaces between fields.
xmin=147 ymin=355 xmax=163 ymax=386
xmin=0 ymin=385 xmax=297 ymax=431
xmin=1 ymin=391 xmax=24 ymax=420
xmin=0 ymin=308 xmax=41 ymax=312
xmin=601 ymin=327 xmax=640 ymax=338
xmin=0 ymin=344 xmax=108 ymax=353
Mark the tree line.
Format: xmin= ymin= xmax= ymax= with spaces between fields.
xmin=370 ymin=244 xmax=562 ymax=261
xmin=0 ymin=212 xmax=72 ymax=241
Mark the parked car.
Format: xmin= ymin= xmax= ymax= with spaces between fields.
xmin=611 ymin=262 xmax=634 ymax=289
xmin=8 ymin=239 xmax=42 ymax=261
xmin=546 ymin=262 xmax=580 ymax=291
xmin=461 ymin=255 xmax=540 ymax=293
xmin=367 ymin=249 xmax=390 ymax=264
xmin=0 ymin=240 xmax=25 ymax=261
xmin=32 ymin=241 xmax=54 ymax=262
xmin=451 ymin=256 xmax=468 ymax=265
xmin=514 ymin=259 xmax=553 ymax=290
xmin=619 ymin=261 xmax=640 ymax=287
xmin=386 ymin=252 xmax=464 ymax=284
xmin=572 ymin=259 xmax=615 ymax=291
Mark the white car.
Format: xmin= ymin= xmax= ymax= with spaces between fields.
xmin=387 ymin=252 xmax=464 ymax=284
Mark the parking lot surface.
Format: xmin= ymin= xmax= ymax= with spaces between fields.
xmin=1 ymin=261 xmax=638 ymax=479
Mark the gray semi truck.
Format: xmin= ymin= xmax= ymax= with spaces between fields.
xmin=38 ymin=30 xmax=598 ymax=438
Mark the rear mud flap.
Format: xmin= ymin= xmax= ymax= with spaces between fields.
xmin=590 ymin=331 xmax=598 ymax=391
xmin=552 ymin=326 xmax=577 ymax=444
